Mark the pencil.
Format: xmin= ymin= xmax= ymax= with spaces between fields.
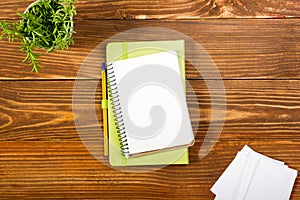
xmin=102 ymin=61 xmax=109 ymax=157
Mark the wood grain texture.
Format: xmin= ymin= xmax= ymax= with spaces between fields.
xmin=1 ymin=140 xmax=300 ymax=200
xmin=0 ymin=80 xmax=300 ymax=141
xmin=1 ymin=0 xmax=300 ymax=199
xmin=0 ymin=19 xmax=299 ymax=80
xmin=0 ymin=0 xmax=299 ymax=20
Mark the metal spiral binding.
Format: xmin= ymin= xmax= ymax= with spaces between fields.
xmin=106 ymin=63 xmax=129 ymax=156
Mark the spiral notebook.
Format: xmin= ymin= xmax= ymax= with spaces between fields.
xmin=106 ymin=40 xmax=194 ymax=166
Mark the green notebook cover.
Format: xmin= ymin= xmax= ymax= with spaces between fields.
xmin=106 ymin=40 xmax=189 ymax=166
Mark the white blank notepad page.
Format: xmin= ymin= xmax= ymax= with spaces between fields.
xmin=109 ymin=51 xmax=194 ymax=156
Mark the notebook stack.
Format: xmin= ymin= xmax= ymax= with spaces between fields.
xmin=105 ymin=40 xmax=194 ymax=166
xmin=211 ymin=145 xmax=298 ymax=200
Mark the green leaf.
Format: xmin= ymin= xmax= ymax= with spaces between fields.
xmin=0 ymin=0 xmax=77 ymax=73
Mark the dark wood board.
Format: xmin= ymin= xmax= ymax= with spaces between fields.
xmin=1 ymin=0 xmax=300 ymax=199
xmin=0 ymin=19 xmax=299 ymax=80
xmin=1 ymin=0 xmax=299 ymax=20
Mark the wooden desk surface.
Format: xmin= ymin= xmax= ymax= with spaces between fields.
xmin=0 ymin=0 xmax=299 ymax=199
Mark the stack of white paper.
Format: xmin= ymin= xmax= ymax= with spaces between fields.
xmin=211 ymin=145 xmax=298 ymax=200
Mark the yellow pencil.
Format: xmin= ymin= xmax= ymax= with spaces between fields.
xmin=102 ymin=61 xmax=109 ymax=157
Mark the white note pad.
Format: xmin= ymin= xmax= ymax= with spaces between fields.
xmin=211 ymin=152 xmax=248 ymax=198
xmin=211 ymin=145 xmax=298 ymax=200
xmin=244 ymin=158 xmax=297 ymax=200
xmin=107 ymin=51 xmax=194 ymax=158
xmin=231 ymin=152 xmax=260 ymax=200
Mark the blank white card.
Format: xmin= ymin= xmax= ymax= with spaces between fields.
xmin=211 ymin=145 xmax=298 ymax=200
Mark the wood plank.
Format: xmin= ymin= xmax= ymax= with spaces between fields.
xmin=0 ymin=0 xmax=299 ymax=20
xmin=0 ymin=19 xmax=299 ymax=80
xmin=0 ymin=80 xmax=101 ymax=141
xmin=1 ymin=80 xmax=300 ymax=141
xmin=0 ymin=140 xmax=299 ymax=199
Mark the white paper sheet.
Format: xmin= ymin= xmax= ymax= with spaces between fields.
xmin=211 ymin=152 xmax=248 ymax=199
xmin=244 ymin=158 xmax=295 ymax=200
xmin=211 ymin=145 xmax=298 ymax=200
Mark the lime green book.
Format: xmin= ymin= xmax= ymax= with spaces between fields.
xmin=106 ymin=40 xmax=191 ymax=166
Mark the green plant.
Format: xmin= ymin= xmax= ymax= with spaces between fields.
xmin=0 ymin=0 xmax=77 ymax=73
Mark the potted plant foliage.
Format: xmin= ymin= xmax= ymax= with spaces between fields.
xmin=0 ymin=0 xmax=77 ymax=73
